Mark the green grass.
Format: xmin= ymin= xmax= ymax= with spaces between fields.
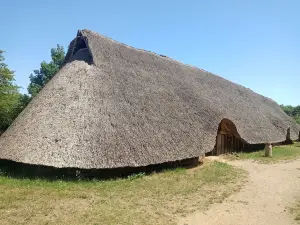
xmin=0 ymin=161 xmax=246 ymax=225
xmin=296 ymin=207 xmax=300 ymax=222
xmin=226 ymin=142 xmax=300 ymax=163
xmin=289 ymin=200 xmax=300 ymax=222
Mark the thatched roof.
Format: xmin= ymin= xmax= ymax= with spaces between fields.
xmin=0 ymin=29 xmax=299 ymax=169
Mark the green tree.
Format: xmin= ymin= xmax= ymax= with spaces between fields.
xmin=0 ymin=50 xmax=22 ymax=131
xmin=281 ymin=104 xmax=300 ymax=124
xmin=28 ymin=45 xmax=65 ymax=97
xmin=11 ymin=94 xmax=31 ymax=119
xmin=280 ymin=105 xmax=293 ymax=116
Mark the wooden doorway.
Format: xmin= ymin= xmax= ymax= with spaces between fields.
xmin=212 ymin=119 xmax=248 ymax=155
xmin=215 ymin=133 xmax=246 ymax=155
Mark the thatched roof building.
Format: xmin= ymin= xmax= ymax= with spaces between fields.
xmin=0 ymin=30 xmax=299 ymax=169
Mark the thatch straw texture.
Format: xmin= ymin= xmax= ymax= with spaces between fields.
xmin=0 ymin=29 xmax=299 ymax=169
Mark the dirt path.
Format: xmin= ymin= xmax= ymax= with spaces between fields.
xmin=179 ymin=158 xmax=300 ymax=225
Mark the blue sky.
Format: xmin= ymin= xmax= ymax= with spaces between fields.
xmin=2 ymin=0 xmax=299 ymax=106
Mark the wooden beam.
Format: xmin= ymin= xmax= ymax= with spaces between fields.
xmin=217 ymin=134 xmax=222 ymax=155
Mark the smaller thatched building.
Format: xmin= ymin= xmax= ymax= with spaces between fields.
xmin=0 ymin=29 xmax=299 ymax=172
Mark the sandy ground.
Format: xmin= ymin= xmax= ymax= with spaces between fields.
xmin=179 ymin=158 xmax=300 ymax=225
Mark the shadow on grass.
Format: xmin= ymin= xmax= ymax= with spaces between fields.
xmin=0 ymin=157 xmax=201 ymax=181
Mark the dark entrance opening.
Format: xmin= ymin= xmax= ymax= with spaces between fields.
xmin=284 ymin=127 xmax=293 ymax=144
xmin=66 ymin=31 xmax=93 ymax=64
xmin=211 ymin=118 xmax=264 ymax=155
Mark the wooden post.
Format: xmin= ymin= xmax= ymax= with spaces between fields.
xmin=199 ymin=154 xmax=205 ymax=164
xmin=216 ymin=134 xmax=222 ymax=155
xmin=265 ymin=143 xmax=273 ymax=157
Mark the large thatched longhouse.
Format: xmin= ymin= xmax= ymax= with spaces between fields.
xmin=0 ymin=30 xmax=299 ymax=170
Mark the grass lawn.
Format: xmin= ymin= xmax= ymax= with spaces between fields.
xmin=295 ymin=204 xmax=300 ymax=222
xmin=226 ymin=142 xmax=300 ymax=163
xmin=0 ymin=161 xmax=246 ymax=225
xmin=289 ymin=201 xmax=300 ymax=222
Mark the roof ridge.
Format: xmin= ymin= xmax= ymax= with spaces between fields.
xmin=80 ymin=29 xmax=211 ymax=73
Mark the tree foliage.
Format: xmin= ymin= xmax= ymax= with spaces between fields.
xmin=28 ymin=45 xmax=65 ymax=97
xmin=0 ymin=45 xmax=65 ymax=133
xmin=0 ymin=50 xmax=29 ymax=131
xmin=281 ymin=105 xmax=300 ymax=124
